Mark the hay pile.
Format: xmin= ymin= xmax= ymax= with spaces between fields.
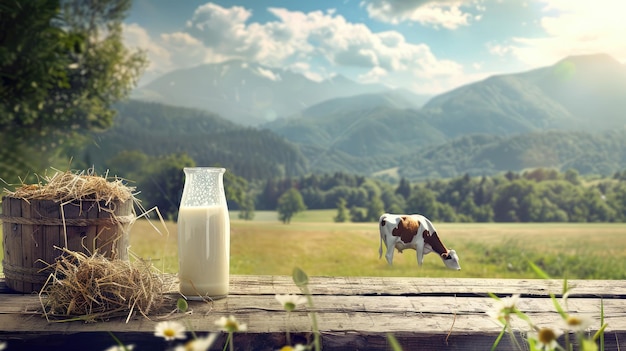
xmin=2 ymin=169 xmax=170 ymax=321
xmin=40 ymin=248 xmax=169 ymax=322
xmin=5 ymin=169 xmax=135 ymax=205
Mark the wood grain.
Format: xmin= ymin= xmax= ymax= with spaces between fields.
xmin=1 ymin=275 xmax=625 ymax=350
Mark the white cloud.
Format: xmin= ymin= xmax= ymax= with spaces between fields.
xmin=487 ymin=42 xmax=512 ymax=57
xmin=489 ymin=0 xmax=626 ymax=67
xmin=123 ymin=23 xmax=171 ymax=74
xmin=125 ymin=3 xmax=472 ymax=94
xmin=358 ymin=66 xmax=388 ymax=83
xmin=267 ymin=8 xmax=460 ymax=77
xmin=255 ymin=67 xmax=281 ymax=81
xmin=362 ymin=0 xmax=480 ymax=29
xmin=160 ymin=32 xmax=213 ymax=68
xmin=186 ymin=3 xmax=252 ymax=48
xmin=183 ymin=3 xmax=468 ymax=90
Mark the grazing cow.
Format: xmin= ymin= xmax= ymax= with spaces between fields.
xmin=378 ymin=213 xmax=461 ymax=270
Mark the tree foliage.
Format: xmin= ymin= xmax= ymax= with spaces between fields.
xmin=333 ymin=198 xmax=349 ymax=222
xmin=277 ymin=188 xmax=307 ymax=224
xmin=76 ymin=100 xmax=309 ymax=182
xmin=255 ymin=169 xmax=626 ymax=223
xmin=139 ymin=153 xmax=195 ymax=220
xmin=104 ymin=150 xmax=254 ymax=219
xmin=0 ymin=0 xmax=146 ymax=183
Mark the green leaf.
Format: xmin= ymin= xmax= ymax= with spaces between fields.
xmin=593 ymin=323 xmax=608 ymax=342
xmin=490 ymin=325 xmax=507 ymax=351
xmin=562 ymin=277 xmax=569 ymax=295
xmin=551 ymin=294 xmax=567 ymax=319
xmin=581 ymin=338 xmax=599 ymax=351
xmin=292 ymin=267 xmax=309 ymax=287
xmin=529 ymin=262 xmax=568 ymax=319
xmin=177 ymin=298 xmax=188 ymax=313
xmin=529 ymin=261 xmax=551 ymax=279
xmin=387 ymin=333 xmax=403 ymax=351
xmin=598 ymin=298 xmax=605 ymax=351
xmin=488 ymin=292 xmax=501 ymax=301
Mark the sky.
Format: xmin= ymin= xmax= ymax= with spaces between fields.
xmin=123 ymin=0 xmax=626 ymax=95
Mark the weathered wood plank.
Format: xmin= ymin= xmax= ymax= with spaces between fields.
xmin=0 ymin=306 xmax=624 ymax=350
xmin=4 ymin=275 xmax=626 ymax=297
xmin=228 ymin=275 xmax=626 ymax=298
xmin=1 ymin=294 xmax=623 ymax=332
xmin=1 ymin=276 xmax=625 ymax=350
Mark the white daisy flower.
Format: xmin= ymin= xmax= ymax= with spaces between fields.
xmin=215 ymin=315 xmax=248 ymax=332
xmin=528 ymin=327 xmax=563 ymax=351
xmin=564 ymin=314 xmax=593 ymax=332
xmin=154 ymin=320 xmax=186 ymax=341
xmin=174 ymin=333 xmax=218 ymax=351
xmin=275 ymin=294 xmax=307 ymax=312
xmin=486 ymin=294 xmax=520 ymax=324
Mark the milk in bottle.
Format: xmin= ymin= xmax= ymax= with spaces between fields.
xmin=177 ymin=167 xmax=230 ymax=299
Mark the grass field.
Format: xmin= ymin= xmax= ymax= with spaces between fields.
xmin=2 ymin=210 xmax=626 ymax=279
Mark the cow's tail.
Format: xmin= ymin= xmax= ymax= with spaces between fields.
xmin=378 ymin=225 xmax=383 ymax=259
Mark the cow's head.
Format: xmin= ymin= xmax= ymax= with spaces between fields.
xmin=440 ymin=249 xmax=461 ymax=270
xmin=422 ymin=229 xmax=461 ymax=270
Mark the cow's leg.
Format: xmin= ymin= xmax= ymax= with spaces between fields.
xmin=384 ymin=236 xmax=397 ymax=265
xmin=416 ymin=240 xmax=425 ymax=267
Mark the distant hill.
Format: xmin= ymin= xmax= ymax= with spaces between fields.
xmin=423 ymin=54 xmax=626 ymax=135
xmin=295 ymin=89 xmax=426 ymax=118
xmin=261 ymin=53 xmax=626 ymax=179
xmin=118 ymin=54 xmax=626 ymax=182
xmin=80 ymin=100 xmax=309 ymax=180
xmin=76 ymin=100 xmax=626 ymax=183
xmin=398 ymin=130 xmax=626 ymax=180
xmin=132 ymin=60 xmax=392 ymax=126
xmin=283 ymin=130 xmax=626 ymax=180
xmin=262 ymin=90 xmax=442 ymax=156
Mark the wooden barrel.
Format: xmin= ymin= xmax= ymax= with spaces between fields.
xmin=1 ymin=196 xmax=134 ymax=293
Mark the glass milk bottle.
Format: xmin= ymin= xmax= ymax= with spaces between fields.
xmin=177 ymin=167 xmax=230 ymax=300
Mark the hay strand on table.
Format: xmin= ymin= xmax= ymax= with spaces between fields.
xmin=39 ymin=247 xmax=168 ymax=323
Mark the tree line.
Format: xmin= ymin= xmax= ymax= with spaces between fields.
xmin=116 ymin=162 xmax=626 ymax=223
xmin=254 ymin=168 xmax=626 ymax=223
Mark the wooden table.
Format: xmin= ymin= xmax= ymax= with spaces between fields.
xmin=1 ymin=275 xmax=625 ymax=350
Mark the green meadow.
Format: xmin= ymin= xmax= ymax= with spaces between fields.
xmin=2 ymin=209 xmax=625 ymax=279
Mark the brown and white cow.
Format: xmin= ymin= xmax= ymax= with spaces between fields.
xmin=378 ymin=213 xmax=461 ymax=270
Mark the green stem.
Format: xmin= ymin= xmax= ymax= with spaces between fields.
xmin=185 ymin=320 xmax=197 ymax=340
xmin=107 ymin=331 xmax=126 ymax=350
xmin=303 ymin=286 xmax=321 ymax=351
xmin=222 ymin=332 xmax=232 ymax=351
xmin=286 ymin=311 xmax=292 ymax=345
xmin=490 ymin=324 xmax=507 ymax=351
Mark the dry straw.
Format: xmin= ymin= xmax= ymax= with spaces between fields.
xmin=5 ymin=168 xmax=136 ymax=206
xmin=39 ymin=247 xmax=171 ymax=323
xmin=2 ymin=169 xmax=171 ymax=322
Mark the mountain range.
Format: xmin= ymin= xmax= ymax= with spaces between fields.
xmin=132 ymin=60 xmax=429 ymax=126
xmin=117 ymin=53 xmax=626 ymax=181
